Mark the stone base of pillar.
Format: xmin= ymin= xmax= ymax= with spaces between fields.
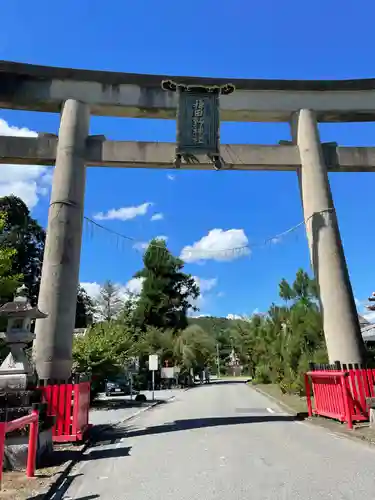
xmin=35 ymin=360 xmax=72 ymax=384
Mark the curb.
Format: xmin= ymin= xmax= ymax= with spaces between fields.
xmin=42 ymin=395 xmax=176 ymax=499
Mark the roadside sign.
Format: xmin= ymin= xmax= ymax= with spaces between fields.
xmin=161 ymin=367 xmax=175 ymax=379
xmin=148 ymin=354 xmax=158 ymax=402
xmin=149 ymin=354 xmax=159 ymax=371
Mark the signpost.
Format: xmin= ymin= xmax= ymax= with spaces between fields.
xmin=148 ymin=354 xmax=159 ymax=401
xmin=127 ymin=357 xmax=139 ymax=401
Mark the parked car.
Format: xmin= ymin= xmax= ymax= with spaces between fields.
xmin=105 ymin=378 xmax=135 ymax=397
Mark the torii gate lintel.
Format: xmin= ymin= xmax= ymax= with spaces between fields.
xmin=0 ymin=62 xmax=369 ymax=380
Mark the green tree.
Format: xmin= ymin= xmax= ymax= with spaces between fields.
xmin=135 ymin=323 xmax=216 ymax=388
xmin=132 ymin=239 xmax=199 ymax=331
xmin=176 ymin=324 xmax=216 ymax=371
xmin=279 ymin=278 xmax=295 ymax=304
xmin=0 ymin=196 xmax=92 ymax=327
xmin=72 ymin=320 xmax=138 ymax=397
xmin=229 ymin=269 xmax=327 ymax=394
xmin=75 ymin=285 xmax=95 ymax=328
xmin=0 ymin=212 xmax=23 ymax=299
xmin=0 ymin=196 xmax=44 ymax=305
xmin=0 ymin=212 xmax=23 ymax=352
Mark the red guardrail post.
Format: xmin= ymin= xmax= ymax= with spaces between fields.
xmin=340 ymin=374 xmax=353 ymax=430
xmin=26 ymin=407 xmax=39 ymax=478
xmin=304 ymin=373 xmax=313 ymax=417
xmin=0 ymin=421 xmax=6 ymax=489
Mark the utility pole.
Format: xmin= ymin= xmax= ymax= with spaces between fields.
xmin=216 ymin=343 xmax=221 ymax=379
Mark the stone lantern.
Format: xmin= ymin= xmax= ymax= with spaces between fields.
xmin=0 ymin=285 xmax=48 ymax=392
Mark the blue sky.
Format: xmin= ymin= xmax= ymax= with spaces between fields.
xmin=1 ymin=0 xmax=375 ymax=318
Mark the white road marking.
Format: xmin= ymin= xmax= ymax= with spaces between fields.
xmin=267 ymin=407 xmax=275 ymax=414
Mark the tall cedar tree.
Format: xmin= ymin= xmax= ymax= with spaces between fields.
xmin=133 ymin=238 xmax=199 ymax=331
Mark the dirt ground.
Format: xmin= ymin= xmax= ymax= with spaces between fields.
xmin=0 ymin=443 xmax=85 ymax=500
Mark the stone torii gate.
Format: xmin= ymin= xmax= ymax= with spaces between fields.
xmin=0 ymin=61 xmax=373 ymax=381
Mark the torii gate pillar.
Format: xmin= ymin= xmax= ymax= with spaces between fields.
xmin=34 ymin=100 xmax=90 ymax=381
xmin=293 ymin=109 xmax=365 ymax=365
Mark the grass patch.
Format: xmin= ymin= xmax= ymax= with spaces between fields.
xmin=251 ymin=382 xmax=375 ymax=445
xmin=250 ymin=383 xmax=311 ymax=414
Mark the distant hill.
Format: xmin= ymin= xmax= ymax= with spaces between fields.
xmin=188 ymin=316 xmax=237 ymax=338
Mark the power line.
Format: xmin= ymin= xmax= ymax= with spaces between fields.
xmin=83 ymin=208 xmax=333 ymax=257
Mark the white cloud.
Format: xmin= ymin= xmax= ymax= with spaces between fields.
xmin=81 ymin=277 xmax=145 ymax=303
xmin=150 ymin=212 xmax=164 ymax=221
xmin=80 ymin=282 xmax=101 ymax=298
xmin=226 ymin=309 xmax=261 ymax=321
xmin=193 ymin=276 xmax=217 ymax=293
xmin=167 ymin=174 xmax=175 ymax=181
xmin=0 ymin=118 xmax=52 ymax=208
xmin=133 ymin=235 xmax=168 ymax=251
xmin=94 ymin=202 xmax=152 ymax=221
xmin=180 ymin=229 xmax=250 ymax=263
xmin=125 ymin=277 xmax=145 ymax=296
xmin=227 ymin=314 xmax=243 ymax=320
xmin=190 ymin=276 xmax=218 ymax=311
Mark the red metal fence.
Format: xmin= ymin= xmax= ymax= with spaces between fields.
xmin=40 ymin=381 xmax=91 ymax=443
xmin=305 ymin=368 xmax=375 ymax=429
xmin=0 ymin=408 xmax=39 ymax=488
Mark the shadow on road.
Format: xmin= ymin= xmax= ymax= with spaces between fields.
xmin=41 ymin=441 xmax=132 ymax=468
xmin=84 ymin=445 xmax=132 ymax=461
xmin=125 ymin=414 xmax=299 ymax=438
xmin=91 ymin=413 xmax=303 ymax=443
xmin=209 ymin=379 xmax=251 ymax=385
xmin=29 ymin=494 xmax=98 ymax=500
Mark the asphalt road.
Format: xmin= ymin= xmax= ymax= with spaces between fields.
xmin=60 ymin=380 xmax=375 ymax=499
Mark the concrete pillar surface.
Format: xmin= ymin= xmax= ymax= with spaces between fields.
xmin=34 ymin=99 xmax=90 ymax=381
xmin=293 ymin=109 xmax=365 ymax=365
